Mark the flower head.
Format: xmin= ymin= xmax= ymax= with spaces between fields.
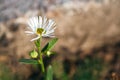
xmin=25 ymin=16 xmax=56 ymax=41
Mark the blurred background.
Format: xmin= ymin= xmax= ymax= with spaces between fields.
xmin=0 ymin=0 xmax=120 ymax=80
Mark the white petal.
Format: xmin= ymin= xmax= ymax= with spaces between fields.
xmin=50 ymin=26 xmax=56 ymax=31
xmin=25 ymin=31 xmax=34 ymax=34
xmin=42 ymin=19 xmax=49 ymax=30
xmin=45 ymin=29 xmax=54 ymax=35
xmin=30 ymin=36 xmax=40 ymax=41
xmin=26 ymin=33 xmax=34 ymax=36
xmin=42 ymin=16 xmax=47 ymax=28
xmin=43 ymin=32 xmax=54 ymax=37
xmin=43 ymin=32 xmax=55 ymax=37
xmin=33 ymin=16 xmax=38 ymax=29
xmin=46 ymin=20 xmax=55 ymax=31
xmin=27 ymin=21 xmax=33 ymax=30
xmin=38 ymin=16 xmax=42 ymax=28
xmin=28 ymin=19 xmax=36 ymax=32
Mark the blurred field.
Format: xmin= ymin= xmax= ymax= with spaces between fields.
xmin=0 ymin=0 xmax=120 ymax=80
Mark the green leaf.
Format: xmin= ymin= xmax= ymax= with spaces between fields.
xmin=35 ymin=39 xmax=40 ymax=47
xmin=42 ymin=38 xmax=58 ymax=53
xmin=46 ymin=65 xmax=53 ymax=80
xmin=19 ymin=59 xmax=39 ymax=64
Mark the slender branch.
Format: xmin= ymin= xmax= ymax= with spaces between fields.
xmin=40 ymin=53 xmax=45 ymax=72
xmin=38 ymin=37 xmax=45 ymax=72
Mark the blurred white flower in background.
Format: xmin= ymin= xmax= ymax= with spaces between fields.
xmin=25 ymin=16 xmax=56 ymax=41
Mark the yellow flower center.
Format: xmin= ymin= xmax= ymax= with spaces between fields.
xmin=36 ymin=28 xmax=46 ymax=35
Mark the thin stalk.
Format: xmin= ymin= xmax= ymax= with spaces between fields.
xmin=40 ymin=53 xmax=45 ymax=72
xmin=38 ymin=37 xmax=45 ymax=72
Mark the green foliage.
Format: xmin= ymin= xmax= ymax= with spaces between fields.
xmin=42 ymin=38 xmax=58 ymax=53
xmin=19 ymin=59 xmax=39 ymax=64
xmin=35 ymin=39 xmax=40 ymax=47
xmin=0 ymin=64 xmax=14 ymax=80
xmin=51 ymin=56 xmax=108 ymax=80
xmin=46 ymin=65 xmax=53 ymax=80
xmin=52 ymin=59 xmax=69 ymax=80
xmin=73 ymin=57 xmax=107 ymax=80
xmin=19 ymin=37 xmax=58 ymax=76
xmin=19 ymin=38 xmax=58 ymax=66
xmin=0 ymin=63 xmax=23 ymax=80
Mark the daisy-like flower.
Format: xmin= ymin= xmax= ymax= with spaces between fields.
xmin=25 ymin=16 xmax=56 ymax=41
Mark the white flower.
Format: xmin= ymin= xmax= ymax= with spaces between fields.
xmin=25 ymin=16 xmax=56 ymax=41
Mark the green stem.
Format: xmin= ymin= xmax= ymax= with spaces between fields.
xmin=38 ymin=37 xmax=45 ymax=72
xmin=40 ymin=54 xmax=45 ymax=72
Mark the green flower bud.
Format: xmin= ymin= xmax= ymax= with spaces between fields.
xmin=46 ymin=51 xmax=54 ymax=57
xmin=30 ymin=50 xmax=38 ymax=58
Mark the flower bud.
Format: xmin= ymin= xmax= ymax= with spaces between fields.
xmin=30 ymin=50 xmax=38 ymax=58
xmin=46 ymin=51 xmax=53 ymax=57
